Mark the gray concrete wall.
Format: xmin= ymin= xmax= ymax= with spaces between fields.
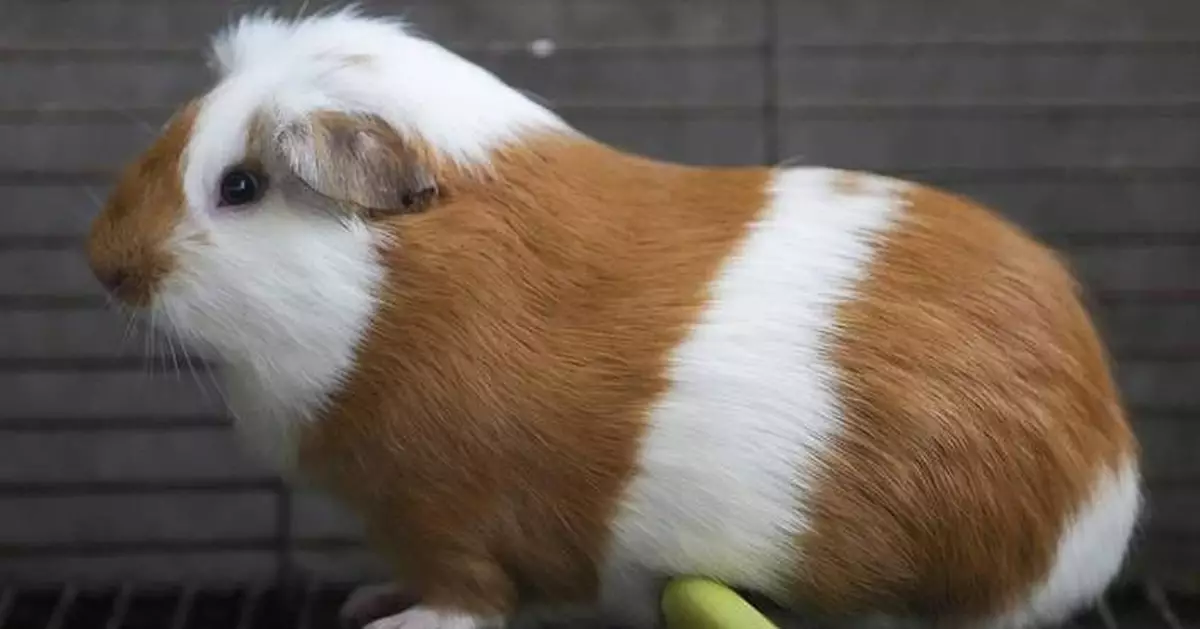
xmin=1 ymin=0 xmax=1198 ymax=586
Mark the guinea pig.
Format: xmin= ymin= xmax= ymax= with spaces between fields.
xmin=85 ymin=8 xmax=1141 ymax=629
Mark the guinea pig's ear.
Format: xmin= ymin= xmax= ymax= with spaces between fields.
xmin=268 ymin=111 xmax=438 ymax=217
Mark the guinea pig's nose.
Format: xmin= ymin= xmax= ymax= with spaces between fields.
xmin=90 ymin=260 xmax=151 ymax=305
xmin=96 ymin=266 xmax=132 ymax=295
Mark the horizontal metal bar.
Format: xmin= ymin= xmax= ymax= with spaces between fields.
xmin=0 ymin=43 xmax=754 ymax=62
xmin=1094 ymin=290 xmax=1200 ymax=305
xmin=1133 ymin=406 xmax=1200 ymax=421
xmin=4 ymin=38 xmax=1200 ymax=60
xmin=0 ymin=479 xmax=279 ymax=497
xmin=781 ymin=99 xmax=1200 ymax=114
xmin=0 ymin=356 xmax=212 ymax=372
xmin=1043 ymin=233 xmax=1200 ymax=248
xmin=777 ymin=106 xmax=1200 ymax=120
xmin=0 ymin=354 xmax=212 ymax=372
xmin=14 ymin=100 xmax=1200 ymax=124
xmin=1113 ymin=350 xmax=1200 ymax=364
xmin=0 ymin=539 xmax=276 ymax=558
xmin=885 ymin=166 xmax=1200 ymax=183
xmin=781 ymin=39 xmax=1200 ymax=54
xmin=0 ymin=536 xmax=362 ymax=558
xmin=0 ymin=172 xmax=115 ymax=186
xmin=293 ymin=537 xmax=364 ymax=551
xmin=0 ymin=48 xmax=202 ymax=61
xmin=0 ymin=295 xmax=108 ymax=310
xmin=0 ymin=236 xmax=87 ymax=250
xmin=0 ymin=415 xmax=230 ymax=432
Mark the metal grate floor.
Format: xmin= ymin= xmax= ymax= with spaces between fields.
xmin=0 ymin=581 xmax=1195 ymax=629
xmin=0 ymin=583 xmax=352 ymax=629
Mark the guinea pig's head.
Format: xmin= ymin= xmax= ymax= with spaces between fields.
xmin=85 ymin=9 xmax=566 ymax=373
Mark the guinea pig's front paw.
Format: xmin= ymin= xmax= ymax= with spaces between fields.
xmin=364 ymin=606 xmax=502 ymax=629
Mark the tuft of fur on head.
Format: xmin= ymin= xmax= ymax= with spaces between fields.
xmin=196 ymin=6 xmax=568 ymax=175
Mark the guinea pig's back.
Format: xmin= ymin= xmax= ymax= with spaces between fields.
xmin=606 ymin=167 xmax=1140 ymax=628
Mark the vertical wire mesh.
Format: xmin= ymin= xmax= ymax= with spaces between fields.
xmin=42 ymin=587 xmax=74 ymax=629
xmin=168 ymin=586 xmax=194 ymax=629
xmin=102 ymin=585 xmax=131 ymax=629
xmin=1145 ymin=582 xmax=1188 ymax=629
xmin=236 ymin=586 xmax=265 ymax=629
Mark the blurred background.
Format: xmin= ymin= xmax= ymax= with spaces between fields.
xmin=1 ymin=0 xmax=1198 ymax=627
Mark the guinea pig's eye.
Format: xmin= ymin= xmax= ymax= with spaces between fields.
xmin=218 ymin=167 xmax=267 ymax=207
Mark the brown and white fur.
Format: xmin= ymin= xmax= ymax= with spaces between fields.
xmin=85 ymin=9 xmax=1141 ymax=629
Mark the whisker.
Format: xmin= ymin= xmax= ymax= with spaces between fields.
xmin=165 ymin=293 xmax=240 ymax=410
xmin=100 ymin=293 xmax=136 ymax=361
xmin=79 ymin=102 xmax=162 ymax=137
xmin=165 ymin=329 xmax=183 ymax=381
xmin=198 ymin=351 xmax=231 ymax=410
xmin=147 ymin=309 xmax=160 ymax=377
xmin=111 ymin=106 xmax=158 ymax=136
xmin=181 ymin=342 xmax=215 ymax=404
xmin=81 ymin=186 xmax=106 ymax=210
xmin=160 ymin=307 xmax=227 ymax=409
xmin=141 ymin=310 xmax=151 ymax=375
xmin=774 ymin=154 xmax=810 ymax=169
xmin=156 ymin=330 xmax=171 ymax=377
xmin=117 ymin=308 xmax=140 ymax=357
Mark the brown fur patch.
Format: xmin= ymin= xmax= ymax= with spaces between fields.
xmin=297 ymin=135 xmax=770 ymax=615
xmin=86 ymin=101 xmax=199 ymax=306
xmin=794 ymin=182 xmax=1138 ymax=623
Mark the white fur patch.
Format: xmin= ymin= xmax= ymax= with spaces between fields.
xmin=983 ymin=457 xmax=1142 ymax=629
xmin=156 ymin=199 xmax=384 ymax=471
xmin=602 ymin=169 xmax=906 ymax=606
xmin=160 ymin=9 xmax=570 ymax=471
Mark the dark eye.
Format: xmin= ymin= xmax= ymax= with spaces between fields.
xmin=218 ymin=168 xmax=266 ymax=207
